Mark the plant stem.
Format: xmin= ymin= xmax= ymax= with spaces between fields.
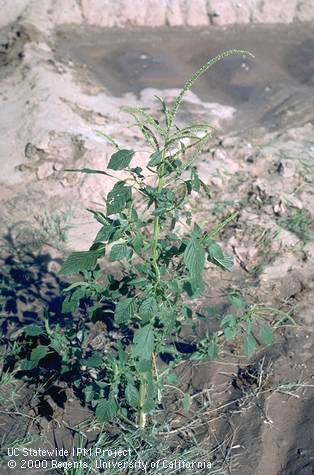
xmin=151 ymin=143 xmax=168 ymax=286
xmin=138 ymin=379 xmax=147 ymax=428
xmin=152 ymin=352 xmax=161 ymax=403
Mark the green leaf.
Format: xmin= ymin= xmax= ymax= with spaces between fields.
xmin=129 ymin=234 xmax=144 ymax=253
xmin=139 ymin=297 xmax=158 ymax=323
xmin=207 ymin=242 xmax=233 ymax=272
xmin=30 ymin=345 xmax=48 ymax=363
xmin=96 ymin=398 xmax=118 ymax=423
xmin=115 ymin=298 xmax=136 ymax=324
xmin=142 ymin=398 xmax=156 ymax=414
xmin=207 ymin=341 xmax=219 ymax=359
xmin=81 ymin=352 xmax=103 ymax=368
xmin=50 ymin=334 xmax=68 ymax=354
xmin=107 ymin=182 xmax=132 ymax=215
xmin=132 ymin=324 xmax=154 ymax=361
xmin=62 ymin=287 xmax=86 ymax=313
xmin=228 ymin=293 xmax=246 ymax=309
xmin=24 ymin=325 xmax=43 ymax=337
xmin=88 ymin=209 xmax=111 ymax=226
xmin=64 ymin=167 xmax=114 ymax=178
xmin=130 ymin=166 xmax=143 ymax=177
xmin=107 ymin=149 xmax=135 ymax=170
xmin=183 ymin=278 xmax=203 ymax=299
xmin=224 ymin=325 xmax=237 ymax=341
xmin=244 ymin=334 xmax=257 ymax=358
xmin=159 ymin=305 xmax=177 ymax=334
xmin=94 ymin=225 xmax=114 ymax=243
xmin=125 ymin=383 xmax=139 ymax=409
xmin=135 ymin=359 xmax=152 ymax=373
xmin=128 ymin=277 xmax=147 ymax=286
xmin=109 ymin=243 xmax=131 ymax=261
xmin=148 ymin=150 xmax=162 ymax=167
xmin=183 ymin=238 xmax=205 ymax=278
xmin=20 ymin=360 xmax=37 ymax=371
xmin=166 ymin=373 xmax=178 ymax=384
xmin=182 ymin=393 xmax=191 ymax=411
xmin=60 ymin=250 xmax=102 ymax=276
xmin=259 ymin=325 xmax=273 ymax=346
xmin=84 ymin=385 xmax=96 ymax=403
xmin=166 ymin=279 xmax=181 ymax=294
xmin=221 ymin=314 xmax=236 ymax=328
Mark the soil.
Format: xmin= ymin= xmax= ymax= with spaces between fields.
xmin=0 ymin=17 xmax=314 ymax=475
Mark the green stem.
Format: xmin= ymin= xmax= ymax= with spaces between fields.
xmin=151 ymin=148 xmax=166 ymax=287
xmin=138 ymin=379 xmax=147 ymax=428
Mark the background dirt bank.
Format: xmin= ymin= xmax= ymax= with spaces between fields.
xmin=0 ymin=2 xmax=313 ymax=474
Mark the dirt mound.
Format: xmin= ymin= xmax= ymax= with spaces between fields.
xmin=1 ymin=0 xmax=314 ymax=31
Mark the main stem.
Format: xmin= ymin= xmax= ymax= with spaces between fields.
xmin=151 ymin=143 xmax=168 ymax=287
xmin=138 ymin=378 xmax=146 ymax=428
xmin=138 ymin=140 xmax=168 ymax=428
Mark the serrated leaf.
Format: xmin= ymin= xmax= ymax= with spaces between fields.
xmin=125 ymin=383 xmax=139 ymax=409
xmin=115 ymin=298 xmax=136 ymax=324
xmin=139 ymin=297 xmax=158 ymax=323
xmin=142 ymin=398 xmax=156 ymax=414
xmin=30 ymin=345 xmax=48 ymax=363
xmin=24 ymin=325 xmax=43 ymax=337
xmin=96 ymin=398 xmax=118 ymax=422
xmin=81 ymin=352 xmax=103 ymax=368
xmin=107 ymin=149 xmax=135 ymax=170
xmin=129 ymin=234 xmax=144 ymax=253
xmin=148 ymin=150 xmax=162 ymax=167
xmin=159 ymin=305 xmax=177 ymax=334
xmin=61 ymin=287 xmax=85 ymax=313
xmin=106 ymin=182 xmax=132 ymax=215
xmin=183 ymin=238 xmax=205 ymax=279
xmin=132 ymin=324 xmax=154 ymax=361
xmin=94 ymin=225 xmax=114 ymax=243
xmin=244 ymin=334 xmax=257 ymax=358
xmin=259 ymin=324 xmax=273 ymax=346
xmin=60 ymin=250 xmax=102 ymax=276
xmin=207 ymin=242 xmax=233 ymax=272
xmin=167 ymin=279 xmax=180 ymax=293
xmin=109 ymin=243 xmax=131 ymax=261
xmin=135 ymin=359 xmax=152 ymax=373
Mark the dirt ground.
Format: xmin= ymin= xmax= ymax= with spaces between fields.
xmin=0 ymin=14 xmax=314 ymax=475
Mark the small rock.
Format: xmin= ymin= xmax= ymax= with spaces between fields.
xmin=36 ymin=162 xmax=55 ymax=180
xmin=53 ymin=162 xmax=63 ymax=171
